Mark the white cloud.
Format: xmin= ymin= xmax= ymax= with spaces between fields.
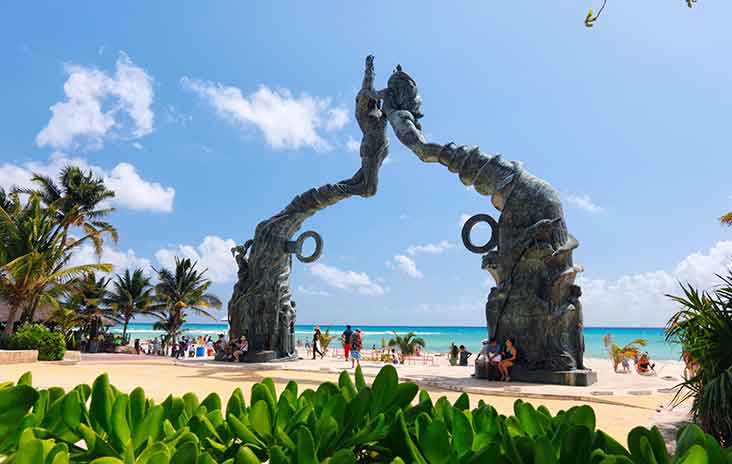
xmin=325 ymin=108 xmax=348 ymax=132
xmin=182 ymin=77 xmax=347 ymax=151
xmin=388 ymin=255 xmax=423 ymax=279
xmin=104 ymin=162 xmax=174 ymax=213
xmin=155 ymin=235 xmax=237 ymax=284
xmin=37 ymin=52 xmax=154 ymax=151
xmin=345 ymin=136 xmax=360 ymax=153
xmin=131 ymin=142 xmax=143 ymax=150
xmin=564 ymin=193 xmax=603 ymax=213
xmin=297 ymin=285 xmax=332 ymax=297
xmin=580 ymin=241 xmax=732 ymax=326
xmin=308 ymin=263 xmax=385 ymax=296
xmin=406 ymin=241 xmax=455 ymax=256
xmin=165 ymin=105 xmax=192 ymax=127
xmin=0 ymin=153 xmax=174 ymax=213
xmin=69 ymin=242 xmax=151 ymax=275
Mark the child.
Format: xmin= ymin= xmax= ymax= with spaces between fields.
xmin=458 ymin=345 xmax=472 ymax=366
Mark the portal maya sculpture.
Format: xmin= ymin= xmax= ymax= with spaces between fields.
xmin=228 ymin=56 xmax=594 ymax=384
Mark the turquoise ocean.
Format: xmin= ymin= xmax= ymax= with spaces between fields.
xmin=113 ymin=323 xmax=681 ymax=361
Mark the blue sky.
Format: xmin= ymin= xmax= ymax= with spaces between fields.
xmin=2 ymin=2 xmax=731 ymax=327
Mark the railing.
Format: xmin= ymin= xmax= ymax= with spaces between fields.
xmin=329 ymin=348 xmax=435 ymax=366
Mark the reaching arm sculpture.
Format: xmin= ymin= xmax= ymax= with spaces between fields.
xmin=227 ymin=56 xmax=389 ymax=359
xmin=371 ymin=59 xmax=589 ymax=378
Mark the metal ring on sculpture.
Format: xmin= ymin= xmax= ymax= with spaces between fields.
xmin=461 ymin=213 xmax=499 ymax=254
xmin=293 ymin=230 xmax=323 ymax=263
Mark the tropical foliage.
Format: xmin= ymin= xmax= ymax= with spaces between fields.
xmin=666 ymin=270 xmax=732 ymax=447
xmin=0 ymin=191 xmax=111 ymax=335
xmin=105 ymin=268 xmax=154 ymax=342
xmin=318 ymin=328 xmax=336 ymax=353
xmin=1 ymin=366 xmax=730 ymax=463
xmin=387 ymin=331 xmax=426 ymax=360
xmin=0 ymin=323 xmax=65 ymax=361
xmin=1 ymin=165 xmax=221 ymax=353
xmin=602 ymin=334 xmax=649 ymax=372
xmin=150 ymin=257 xmax=222 ymax=345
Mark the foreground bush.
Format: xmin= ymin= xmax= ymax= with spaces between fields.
xmin=0 ymin=366 xmax=729 ymax=463
xmin=0 ymin=323 xmax=65 ymax=361
xmin=667 ymin=270 xmax=732 ymax=446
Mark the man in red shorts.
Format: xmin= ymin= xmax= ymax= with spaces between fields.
xmin=341 ymin=325 xmax=354 ymax=362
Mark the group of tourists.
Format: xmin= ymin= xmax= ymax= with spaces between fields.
xmin=338 ymin=325 xmax=364 ymax=367
xmin=618 ymin=352 xmax=657 ymax=376
xmin=450 ymin=337 xmax=518 ymax=382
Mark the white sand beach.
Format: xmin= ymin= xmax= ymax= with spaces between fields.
xmin=0 ymin=351 xmax=691 ymax=443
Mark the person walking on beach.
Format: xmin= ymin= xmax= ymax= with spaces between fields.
xmin=458 ymin=345 xmax=472 ymax=366
xmin=350 ymin=328 xmax=363 ymax=368
xmin=341 ymin=325 xmax=354 ymax=361
xmin=312 ymin=326 xmax=324 ymax=359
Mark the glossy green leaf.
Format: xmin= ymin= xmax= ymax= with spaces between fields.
xmin=296 ymin=427 xmax=318 ymax=464
xmin=354 ymin=366 xmax=366 ymax=392
xmin=228 ymin=414 xmax=264 ymax=449
xmin=419 ymin=420 xmax=450 ymax=464
xmin=110 ymin=394 xmax=131 ymax=451
xmin=249 ymin=400 xmax=272 ymax=442
xmin=533 ymin=436 xmax=558 ymax=464
xmin=453 ymin=393 xmax=469 ymax=411
xmin=200 ymin=393 xmax=221 ymax=415
xmin=17 ymin=372 xmax=32 ymax=387
xmin=90 ymin=374 xmax=114 ymax=434
xmin=171 ymin=440 xmax=199 ymax=464
xmin=226 ymin=389 xmax=245 ymax=420
xmin=129 ymin=387 xmax=147 ymax=428
xmin=452 ymin=409 xmax=474 ymax=457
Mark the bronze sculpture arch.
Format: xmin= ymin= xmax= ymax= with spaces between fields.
xmin=227 ymin=56 xmax=595 ymax=385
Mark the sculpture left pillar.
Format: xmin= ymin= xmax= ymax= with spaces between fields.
xmin=227 ymin=56 xmax=389 ymax=360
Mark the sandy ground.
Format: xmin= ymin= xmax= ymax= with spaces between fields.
xmin=0 ymin=353 xmax=692 ymax=444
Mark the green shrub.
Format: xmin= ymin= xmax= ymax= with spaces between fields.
xmin=0 ymin=366 xmax=730 ymax=463
xmin=4 ymin=323 xmax=66 ymax=361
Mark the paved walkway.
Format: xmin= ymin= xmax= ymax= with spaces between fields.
xmin=172 ymin=354 xmax=685 ymax=403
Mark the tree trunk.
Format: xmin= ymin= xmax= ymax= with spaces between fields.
xmin=2 ymin=303 xmax=21 ymax=336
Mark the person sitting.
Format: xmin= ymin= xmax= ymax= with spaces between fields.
xmin=498 ymin=337 xmax=518 ymax=381
xmin=636 ymin=353 xmax=656 ymax=376
xmin=391 ymin=349 xmax=401 ymax=365
xmin=458 ymin=345 xmax=472 ymax=366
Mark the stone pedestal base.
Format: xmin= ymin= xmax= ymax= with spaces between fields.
xmin=245 ymin=350 xmax=277 ymax=363
xmin=474 ymin=363 xmax=597 ymax=386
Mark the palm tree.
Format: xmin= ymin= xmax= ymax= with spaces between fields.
xmin=17 ymin=166 xmax=118 ymax=256
xmin=387 ymin=331 xmax=426 ymax=361
xmin=666 ymin=271 xmax=732 ymax=446
xmin=0 ymin=195 xmax=111 ymax=335
xmin=150 ymin=257 xmax=222 ymax=346
xmin=601 ymin=333 xmax=648 ymax=372
xmin=67 ymin=273 xmax=112 ymax=342
xmin=105 ymin=268 xmax=153 ymax=343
